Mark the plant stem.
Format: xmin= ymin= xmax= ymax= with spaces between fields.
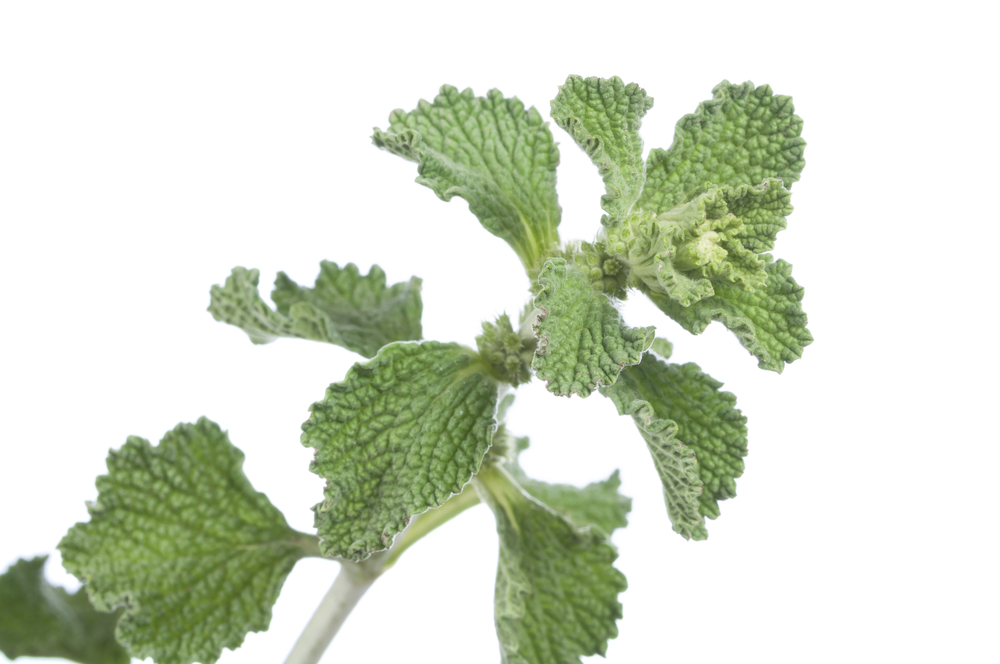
xmin=283 ymin=485 xmax=481 ymax=663
xmin=282 ymin=561 xmax=376 ymax=664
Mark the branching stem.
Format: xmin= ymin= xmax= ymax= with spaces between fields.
xmin=282 ymin=485 xmax=481 ymax=664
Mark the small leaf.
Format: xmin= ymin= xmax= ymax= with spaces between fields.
xmin=303 ymin=341 xmax=500 ymax=560
xmin=602 ymin=354 xmax=748 ymax=539
xmin=646 ymin=257 xmax=812 ymax=372
xmin=639 ymin=81 xmax=805 ymax=213
xmin=476 ymin=466 xmax=626 ymax=664
xmin=0 ymin=556 xmax=128 ymax=664
xmin=532 ymin=258 xmax=653 ymax=397
xmin=59 ymin=419 xmax=315 ymax=664
xmin=551 ymin=75 xmax=652 ymax=224
xmin=209 ymin=262 xmax=423 ymax=357
xmin=373 ymin=86 xmax=561 ymax=270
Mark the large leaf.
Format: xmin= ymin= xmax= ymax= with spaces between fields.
xmin=0 ymin=556 xmax=127 ymax=664
xmin=638 ymin=80 xmax=805 ymax=213
xmin=602 ymin=354 xmax=747 ymax=539
xmin=551 ymin=75 xmax=652 ymax=224
xmin=373 ymin=85 xmax=561 ymax=270
xmin=303 ymin=341 xmax=500 ymax=560
xmin=59 ymin=419 xmax=316 ymax=664
xmin=209 ymin=262 xmax=422 ymax=357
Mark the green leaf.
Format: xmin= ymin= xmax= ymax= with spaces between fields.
xmin=0 ymin=556 xmax=128 ymax=664
xmin=646 ymin=257 xmax=812 ymax=372
xmin=601 ymin=354 xmax=747 ymax=539
xmin=476 ymin=466 xmax=626 ymax=664
xmin=723 ymin=177 xmax=793 ymax=254
xmin=303 ymin=341 xmax=500 ymax=560
xmin=373 ymin=85 xmax=561 ymax=270
xmin=510 ymin=469 xmax=631 ymax=538
xmin=638 ymin=81 xmax=805 ymax=214
xmin=532 ymin=258 xmax=654 ymax=397
xmin=551 ymin=75 xmax=652 ymax=224
xmin=209 ymin=262 xmax=423 ymax=357
xmin=58 ymin=418 xmax=316 ymax=664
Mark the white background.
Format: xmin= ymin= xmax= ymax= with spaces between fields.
xmin=1 ymin=1 xmax=997 ymax=663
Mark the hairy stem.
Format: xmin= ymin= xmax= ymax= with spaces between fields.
xmin=283 ymin=485 xmax=481 ymax=663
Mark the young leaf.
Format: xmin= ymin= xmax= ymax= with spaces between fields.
xmin=646 ymin=257 xmax=812 ymax=373
xmin=551 ymin=75 xmax=652 ymax=224
xmin=638 ymin=81 xmax=805 ymax=214
xmin=372 ymin=86 xmax=561 ymax=270
xmin=532 ymin=258 xmax=654 ymax=397
xmin=58 ymin=419 xmax=317 ymax=664
xmin=303 ymin=341 xmax=500 ymax=560
xmin=476 ymin=466 xmax=627 ymax=664
xmin=477 ymin=313 xmax=537 ymax=387
xmin=209 ymin=262 xmax=423 ymax=357
xmin=0 ymin=556 xmax=128 ymax=664
xmin=601 ymin=353 xmax=748 ymax=539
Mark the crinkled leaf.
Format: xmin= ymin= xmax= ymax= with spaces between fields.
xmin=503 ymin=437 xmax=630 ymax=536
xmin=606 ymin=187 xmax=768 ymax=308
xmin=646 ymin=257 xmax=812 ymax=372
xmin=58 ymin=419 xmax=313 ymax=664
xmin=511 ymin=469 xmax=630 ymax=537
xmin=608 ymin=354 xmax=747 ymax=528
xmin=532 ymin=258 xmax=654 ymax=397
xmin=476 ymin=466 xmax=626 ymax=664
xmin=639 ymin=81 xmax=805 ymax=214
xmin=551 ymin=75 xmax=652 ymax=223
xmin=303 ymin=341 xmax=500 ymax=560
xmin=373 ymin=85 xmax=561 ymax=269
xmin=0 ymin=556 xmax=128 ymax=664
xmin=724 ymin=178 xmax=793 ymax=254
xmin=209 ymin=262 xmax=422 ymax=357
xmin=599 ymin=370 xmax=704 ymax=539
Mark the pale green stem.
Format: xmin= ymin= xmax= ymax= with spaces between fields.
xmin=283 ymin=486 xmax=481 ymax=664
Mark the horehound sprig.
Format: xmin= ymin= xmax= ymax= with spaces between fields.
xmin=0 ymin=75 xmax=811 ymax=664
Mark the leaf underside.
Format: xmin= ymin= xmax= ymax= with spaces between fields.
xmin=209 ymin=262 xmax=422 ymax=357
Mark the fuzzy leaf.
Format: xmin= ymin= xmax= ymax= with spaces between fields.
xmin=477 ymin=466 xmax=626 ymax=664
xmin=0 ymin=556 xmax=128 ymax=664
xmin=303 ymin=341 xmax=500 ymax=560
xmin=501 ymin=436 xmax=631 ymax=536
xmin=603 ymin=354 xmax=747 ymax=539
xmin=209 ymin=262 xmax=422 ymax=357
xmin=646 ymin=257 xmax=812 ymax=372
xmin=373 ymin=85 xmax=561 ymax=269
xmin=639 ymin=81 xmax=805 ymax=213
xmin=723 ymin=178 xmax=793 ymax=254
xmin=58 ymin=419 xmax=314 ymax=664
xmin=532 ymin=258 xmax=654 ymax=397
xmin=551 ymin=75 xmax=652 ymax=223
